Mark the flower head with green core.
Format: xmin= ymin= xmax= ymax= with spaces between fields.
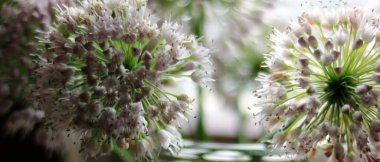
xmin=33 ymin=0 xmax=211 ymax=159
xmin=254 ymin=4 xmax=380 ymax=162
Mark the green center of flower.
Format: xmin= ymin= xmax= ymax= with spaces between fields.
xmin=324 ymin=75 xmax=358 ymax=107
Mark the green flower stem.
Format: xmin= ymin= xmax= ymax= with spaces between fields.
xmin=237 ymin=106 xmax=248 ymax=143
xmin=195 ymin=86 xmax=208 ymax=141
xmin=186 ymin=3 xmax=209 ymax=142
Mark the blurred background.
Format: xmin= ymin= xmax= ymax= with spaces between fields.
xmin=2 ymin=0 xmax=380 ymax=162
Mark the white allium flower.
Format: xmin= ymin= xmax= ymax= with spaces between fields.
xmin=33 ymin=0 xmax=211 ymax=158
xmin=157 ymin=129 xmax=182 ymax=154
xmin=255 ymin=4 xmax=380 ymax=161
xmin=191 ymin=70 xmax=214 ymax=88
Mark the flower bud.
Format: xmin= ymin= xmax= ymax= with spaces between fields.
xmin=299 ymin=57 xmax=309 ymax=68
xmin=308 ymin=35 xmax=318 ymax=48
xmin=332 ymin=51 xmax=340 ymax=60
xmin=94 ymin=86 xmax=106 ymax=97
xmin=313 ymin=49 xmax=322 ymax=59
xmin=298 ymin=37 xmax=308 ymax=47
xmin=373 ymin=73 xmax=380 ymax=84
xmin=371 ymin=120 xmax=380 ymax=133
xmin=353 ymin=111 xmax=363 ymax=123
xmin=299 ymin=77 xmax=309 ymax=88
xmin=354 ymin=39 xmax=363 ymax=49
xmin=334 ymin=67 xmax=342 ymax=74
xmin=307 ymin=85 xmax=316 ymax=94
xmin=183 ymin=62 xmax=196 ymax=71
xmin=132 ymin=47 xmax=141 ymax=57
xmin=342 ymin=105 xmax=350 ymax=115
xmin=349 ymin=11 xmax=363 ymax=29
xmin=355 ymin=85 xmax=372 ymax=95
xmin=142 ymin=51 xmax=152 ymax=62
xmin=329 ymin=126 xmax=340 ymax=138
xmin=325 ymin=39 xmax=333 ymax=50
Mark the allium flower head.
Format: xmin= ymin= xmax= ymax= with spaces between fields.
xmin=0 ymin=0 xmax=72 ymax=135
xmin=33 ymin=0 xmax=211 ymax=159
xmin=255 ymin=4 xmax=380 ymax=161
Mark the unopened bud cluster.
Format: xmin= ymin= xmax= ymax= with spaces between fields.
xmin=33 ymin=0 xmax=211 ymax=159
xmin=255 ymin=4 xmax=380 ymax=161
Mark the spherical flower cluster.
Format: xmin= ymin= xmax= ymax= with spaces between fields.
xmin=0 ymin=0 xmax=72 ymax=135
xmin=255 ymin=5 xmax=380 ymax=161
xmin=33 ymin=0 xmax=211 ymax=159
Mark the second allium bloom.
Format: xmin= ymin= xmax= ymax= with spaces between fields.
xmin=33 ymin=0 xmax=211 ymax=159
xmin=256 ymin=5 xmax=380 ymax=161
